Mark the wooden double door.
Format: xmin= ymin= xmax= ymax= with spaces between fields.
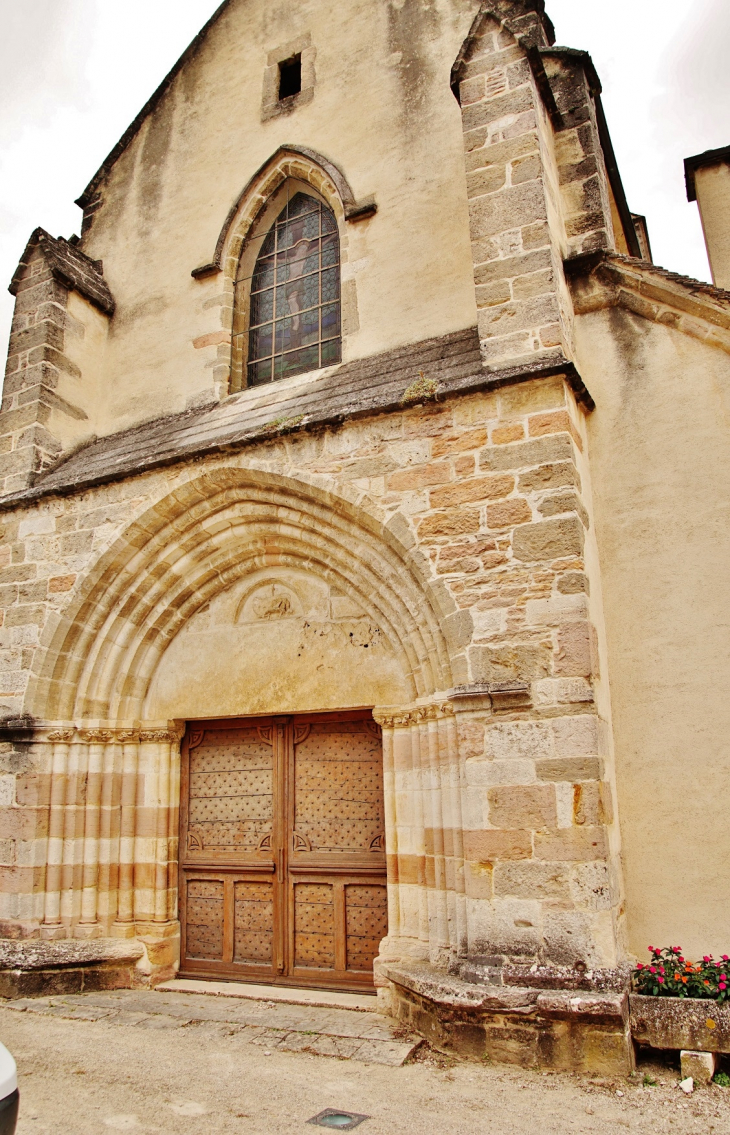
xmin=179 ymin=712 xmax=387 ymax=991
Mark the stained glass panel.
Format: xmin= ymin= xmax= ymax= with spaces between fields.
xmin=247 ymin=192 xmax=341 ymax=386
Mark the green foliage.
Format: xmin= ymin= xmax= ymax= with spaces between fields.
xmin=714 ymin=1072 xmax=730 ymax=1088
xmin=633 ymin=946 xmax=730 ymax=1001
xmin=401 ymin=371 xmax=439 ymax=405
xmin=261 ymin=414 xmax=305 ymax=435
xmin=642 ymin=1073 xmax=657 ymax=1087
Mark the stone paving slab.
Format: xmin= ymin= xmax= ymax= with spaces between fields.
xmin=156 ymin=976 xmax=378 ymax=1011
xmin=3 ymin=989 xmax=421 ymax=1066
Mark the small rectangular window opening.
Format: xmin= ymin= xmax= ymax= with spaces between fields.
xmin=278 ymin=54 xmax=302 ymax=101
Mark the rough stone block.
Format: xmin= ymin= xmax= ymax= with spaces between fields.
xmin=481 ymin=435 xmax=573 ymax=473
xmin=512 ymin=517 xmax=584 ymax=562
xmin=463 ymin=828 xmax=532 ymax=862
xmin=486 ymin=497 xmax=532 ymax=528
xmin=680 ymin=1050 xmax=719 ymax=1084
xmin=534 ymin=827 xmax=607 ymax=862
xmin=488 ymin=784 xmax=557 ymax=830
xmin=470 ymin=642 xmax=552 ymax=682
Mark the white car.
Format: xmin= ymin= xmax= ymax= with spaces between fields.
xmin=0 ymin=1042 xmax=18 ymax=1134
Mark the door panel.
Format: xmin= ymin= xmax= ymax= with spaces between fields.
xmin=180 ymin=712 xmax=386 ymax=991
xmin=233 ymin=880 xmax=275 ymax=965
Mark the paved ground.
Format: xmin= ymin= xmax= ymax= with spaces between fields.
xmin=1 ymin=990 xmax=729 ymax=1134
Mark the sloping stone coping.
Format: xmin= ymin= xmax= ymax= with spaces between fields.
xmin=0 ymin=938 xmax=144 ymax=999
xmin=630 ymin=994 xmax=730 ymax=1053
xmin=381 ymin=961 xmax=633 ymax=1075
xmin=0 ymin=939 xmax=143 ymax=971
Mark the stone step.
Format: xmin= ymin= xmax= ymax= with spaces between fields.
xmin=4 ymin=988 xmax=421 ymax=1067
xmin=155 ymin=977 xmax=378 ymax=1013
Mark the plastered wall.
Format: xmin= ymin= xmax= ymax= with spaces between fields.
xmin=575 ymin=308 xmax=730 ymax=959
xmin=77 ymin=0 xmax=482 ymax=436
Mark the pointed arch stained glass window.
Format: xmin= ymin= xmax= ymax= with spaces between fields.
xmin=247 ymin=192 xmax=341 ymax=386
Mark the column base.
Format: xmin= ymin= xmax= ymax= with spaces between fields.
xmin=73 ymin=923 xmax=102 ymax=940
xmin=39 ymin=925 xmax=68 ymax=941
xmin=110 ymin=921 xmax=138 ymax=939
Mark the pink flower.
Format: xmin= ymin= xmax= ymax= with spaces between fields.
xmin=704 ymin=956 xmax=712 ymax=963
xmin=723 ymin=955 xmax=730 ymax=962
xmin=648 ymin=946 xmax=654 ymax=952
xmin=721 ymin=974 xmax=728 ymax=981
xmin=636 ymin=963 xmax=644 ymax=970
xmin=649 ymin=966 xmax=656 ymax=974
xmin=659 ymin=967 xmax=665 ymax=974
xmin=673 ymin=947 xmax=681 ymax=954
xmin=657 ymin=977 xmax=665 ymax=984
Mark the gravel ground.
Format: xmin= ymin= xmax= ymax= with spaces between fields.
xmin=1 ymin=1002 xmax=730 ymax=1134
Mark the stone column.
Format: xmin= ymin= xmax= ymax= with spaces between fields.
xmin=60 ymin=736 xmax=86 ymax=925
xmin=40 ymin=730 xmax=74 ymax=939
xmin=374 ymin=700 xmax=458 ymax=966
xmin=113 ymin=730 xmax=140 ymax=935
xmin=76 ymin=730 xmax=112 ymax=937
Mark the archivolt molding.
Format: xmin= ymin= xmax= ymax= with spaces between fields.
xmin=26 ymin=469 xmax=455 ymax=722
xmin=192 ymin=145 xmax=376 ymax=281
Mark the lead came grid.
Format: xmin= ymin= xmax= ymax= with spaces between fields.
xmin=247 ymin=192 xmax=341 ymax=386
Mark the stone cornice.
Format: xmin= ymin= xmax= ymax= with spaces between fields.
xmin=566 ymin=251 xmax=730 ymax=354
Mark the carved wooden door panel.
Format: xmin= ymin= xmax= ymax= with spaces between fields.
xmin=179 ymin=713 xmax=386 ymax=991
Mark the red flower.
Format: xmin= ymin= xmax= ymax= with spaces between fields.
xmin=648 ymin=946 xmax=654 ymax=952
xmin=657 ymin=976 xmax=665 ymax=984
xmin=672 ymin=947 xmax=681 ymax=954
xmin=636 ymin=963 xmax=644 ymax=970
xmin=649 ymin=966 xmax=656 ymax=974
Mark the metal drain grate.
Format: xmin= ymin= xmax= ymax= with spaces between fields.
xmin=307 ymin=1109 xmax=370 ymax=1130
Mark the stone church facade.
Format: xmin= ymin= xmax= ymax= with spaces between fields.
xmin=0 ymin=0 xmax=728 ymax=1075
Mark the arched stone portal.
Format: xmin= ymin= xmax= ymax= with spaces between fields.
xmin=23 ymin=470 xmax=468 ymax=986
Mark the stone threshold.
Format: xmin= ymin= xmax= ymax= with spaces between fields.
xmin=156 ymin=977 xmax=378 ymax=1013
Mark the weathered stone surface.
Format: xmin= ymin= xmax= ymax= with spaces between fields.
xmin=512 ymin=517 xmax=585 ymax=562
xmin=630 ymin=994 xmax=730 ymax=1054
xmin=680 ymin=1049 xmax=719 ymax=1083
xmin=0 ymin=938 xmax=144 ymax=970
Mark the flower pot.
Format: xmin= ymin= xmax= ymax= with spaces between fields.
xmin=630 ymin=993 xmax=730 ymax=1053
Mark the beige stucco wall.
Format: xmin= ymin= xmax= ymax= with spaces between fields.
xmin=77 ymin=0 xmax=482 ymax=437
xmin=145 ymin=566 xmax=411 ymax=719
xmin=694 ymin=163 xmax=730 ymax=291
xmin=575 ymin=307 xmax=730 ymax=959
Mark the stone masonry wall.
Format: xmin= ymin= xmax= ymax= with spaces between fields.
xmin=0 ymin=372 xmax=623 ymax=977
xmin=458 ymin=15 xmax=571 ymax=371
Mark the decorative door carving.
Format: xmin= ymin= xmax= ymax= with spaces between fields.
xmin=179 ymin=712 xmax=386 ymax=991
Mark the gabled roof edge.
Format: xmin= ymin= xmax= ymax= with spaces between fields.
xmin=75 ymin=0 xmax=232 ymax=210
xmin=9 ymin=227 xmax=115 ymax=316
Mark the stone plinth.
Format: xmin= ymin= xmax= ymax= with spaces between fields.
xmin=381 ymin=961 xmax=633 ymax=1075
xmin=0 ymin=937 xmax=145 ymax=999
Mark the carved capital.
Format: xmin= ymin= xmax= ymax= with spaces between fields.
xmin=47 ymin=730 xmax=74 ymax=743
xmin=139 ymin=730 xmax=175 ymax=744
xmin=374 ymin=701 xmax=456 ymax=729
xmin=117 ymin=730 xmax=140 ymax=744
xmin=78 ymin=729 xmax=114 ymax=744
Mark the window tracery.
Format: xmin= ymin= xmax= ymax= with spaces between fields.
xmin=244 ymin=191 xmax=341 ymax=386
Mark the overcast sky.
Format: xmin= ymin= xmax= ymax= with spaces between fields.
xmin=1 ymin=0 xmax=729 ymax=364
